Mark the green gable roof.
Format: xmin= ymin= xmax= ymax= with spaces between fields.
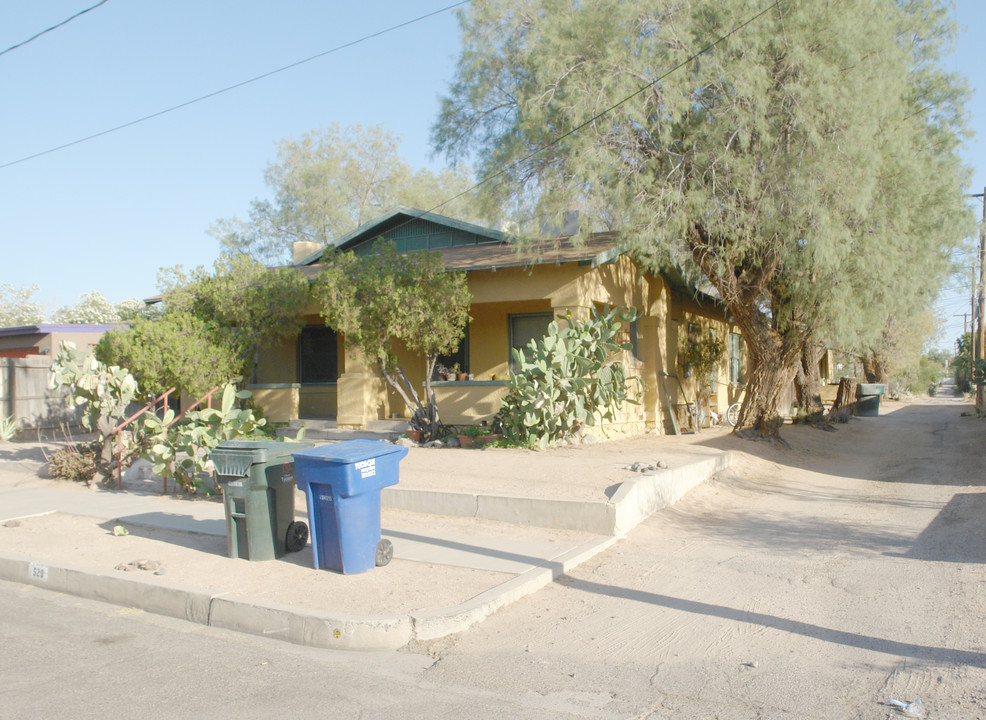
xmin=294 ymin=207 xmax=505 ymax=266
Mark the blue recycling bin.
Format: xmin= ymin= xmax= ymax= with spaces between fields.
xmin=291 ymin=440 xmax=408 ymax=574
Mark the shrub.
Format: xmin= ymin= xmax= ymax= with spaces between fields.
xmin=142 ymin=383 xmax=266 ymax=494
xmin=48 ymin=442 xmax=99 ymax=484
xmin=0 ymin=415 xmax=19 ymax=442
xmin=495 ymin=306 xmax=644 ymax=448
xmin=49 ymin=341 xmax=144 ymax=478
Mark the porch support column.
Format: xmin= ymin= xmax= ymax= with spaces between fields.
xmin=550 ymin=302 xmax=592 ymax=329
xmin=335 ymin=372 xmax=389 ymax=429
xmin=336 ymin=342 xmax=389 ymax=429
xmin=638 ymin=315 xmax=663 ymax=432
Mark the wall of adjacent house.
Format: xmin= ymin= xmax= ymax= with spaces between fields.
xmin=0 ymin=329 xmax=108 ymax=358
xmin=252 ymin=316 xmax=342 ymax=419
xmin=469 ymin=298 xmax=553 ymax=382
xmin=336 ymin=340 xmax=388 ymax=427
xmin=250 ymin=255 xmax=741 ymax=435
xmin=432 ymin=258 xmax=672 ymax=433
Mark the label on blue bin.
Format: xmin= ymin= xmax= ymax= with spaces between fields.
xmin=355 ymin=457 xmax=376 ymax=479
xmin=318 ymin=493 xmax=333 ymax=503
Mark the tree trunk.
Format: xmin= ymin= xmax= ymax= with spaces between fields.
xmin=685 ymin=222 xmax=805 ymax=441
xmin=734 ymin=347 xmax=799 ymax=438
xmin=794 ymin=342 xmax=825 ymax=419
xmin=861 ymin=352 xmax=888 ymax=384
xmin=381 ymin=356 xmax=448 ymax=442
xmin=827 ymin=376 xmax=858 ymax=423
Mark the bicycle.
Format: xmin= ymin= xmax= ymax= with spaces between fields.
xmin=693 ymin=398 xmax=741 ymax=428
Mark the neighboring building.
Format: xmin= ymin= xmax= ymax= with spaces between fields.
xmin=0 ymin=324 xmax=116 ymax=358
xmin=250 ymin=208 xmax=746 ymax=434
xmin=0 ymin=324 xmax=116 ymax=430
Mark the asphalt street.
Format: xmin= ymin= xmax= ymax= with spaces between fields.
xmin=3 ymin=400 xmax=985 ymax=719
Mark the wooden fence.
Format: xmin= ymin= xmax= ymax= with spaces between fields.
xmin=0 ymin=356 xmax=80 ymax=430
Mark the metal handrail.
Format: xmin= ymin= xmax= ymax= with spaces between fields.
xmin=166 ymin=385 xmax=220 ymax=428
xmin=110 ymin=384 xmax=221 ymax=491
xmin=110 ymin=388 xmax=175 ymax=490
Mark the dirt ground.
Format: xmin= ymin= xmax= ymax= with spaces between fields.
xmin=2 ymin=396 xmax=985 ymax=717
xmin=417 ymin=395 xmax=986 ymax=718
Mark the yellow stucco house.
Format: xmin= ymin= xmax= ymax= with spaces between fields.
xmin=249 ymin=208 xmax=746 ymax=435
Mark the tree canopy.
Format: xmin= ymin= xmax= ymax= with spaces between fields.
xmin=54 ymin=291 xmax=146 ymax=324
xmin=434 ymin=0 xmax=973 ymax=434
xmin=98 ymin=257 xmax=309 ymax=398
xmin=211 ymin=123 xmax=480 ymax=265
xmin=0 ymin=284 xmax=44 ymax=327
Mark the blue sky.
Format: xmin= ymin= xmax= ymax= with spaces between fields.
xmin=1 ymin=1 xmax=983 ymax=353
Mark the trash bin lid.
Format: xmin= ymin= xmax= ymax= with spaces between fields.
xmin=214 ymin=440 xmax=314 ymax=465
xmin=291 ymin=439 xmax=406 ymax=465
xmin=856 ymin=383 xmax=886 ymax=397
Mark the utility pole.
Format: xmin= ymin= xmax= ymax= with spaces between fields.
xmin=976 ymin=189 xmax=986 ymax=413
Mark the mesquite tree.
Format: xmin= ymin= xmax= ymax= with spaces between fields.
xmin=433 ymin=0 xmax=972 ymax=437
xmin=210 ymin=123 xmax=479 ymax=265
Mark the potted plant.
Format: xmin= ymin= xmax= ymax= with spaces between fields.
xmin=457 ymin=424 xmax=488 ymax=448
xmin=451 ymin=362 xmax=467 ymax=381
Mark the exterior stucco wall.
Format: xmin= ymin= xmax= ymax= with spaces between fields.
xmin=253 ymin=255 xmax=739 ymax=436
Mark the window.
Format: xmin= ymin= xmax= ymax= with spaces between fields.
xmin=508 ymin=312 xmax=553 ymax=372
xmin=614 ymin=314 xmax=640 ymax=361
xmin=298 ymin=326 xmax=338 ymax=383
xmin=729 ymin=332 xmax=743 ymax=385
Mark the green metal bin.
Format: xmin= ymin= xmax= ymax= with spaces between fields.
xmin=855 ymin=383 xmax=886 ymax=417
xmin=213 ymin=440 xmax=314 ymax=561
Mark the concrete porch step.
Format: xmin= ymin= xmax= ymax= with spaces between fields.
xmin=278 ymin=417 xmax=409 ymax=443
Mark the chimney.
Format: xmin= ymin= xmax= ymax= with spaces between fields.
xmin=538 ymin=210 xmax=579 ymax=237
xmin=292 ymin=241 xmax=325 ymax=264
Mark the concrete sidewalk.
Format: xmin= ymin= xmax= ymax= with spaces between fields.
xmin=0 ymin=445 xmax=732 ymax=651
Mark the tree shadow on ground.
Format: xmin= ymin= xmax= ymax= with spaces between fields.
xmin=692 ymin=401 xmax=986 ymax=487
xmin=560 ymin=576 xmax=986 ymax=668
xmin=890 ymin=493 xmax=986 ymax=563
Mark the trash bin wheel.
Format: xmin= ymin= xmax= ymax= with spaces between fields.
xmin=285 ymin=521 xmax=309 ymax=553
xmin=376 ymin=538 xmax=394 ymax=567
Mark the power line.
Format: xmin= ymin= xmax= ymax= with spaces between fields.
xmin=290 ymin=0 xmax=782 ymax=261
xmin=423 ymin=0 xmax=781 ymax=218
xmin=0 ymin=1 xmax=110 ymax=58
xmin=0 ymin=1 xmax=469 ymax=171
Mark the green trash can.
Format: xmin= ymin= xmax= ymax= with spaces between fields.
xmin=855 ymin=383 xmax=886 ymax=417
xmin=212 ymin=440 xmax=314 ymax=561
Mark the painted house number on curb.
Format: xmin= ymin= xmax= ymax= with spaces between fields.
xmin=354 ymin=458 xmax=376 ymax=479
xmin=29 ymin=563 xmax=49 ymax=581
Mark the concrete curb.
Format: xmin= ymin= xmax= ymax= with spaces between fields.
xmin=0 ymin=537 xmax=617 ymax=651
xmin=410 ymin=535 xmax=617 ymax=642
xmin=0 ymin=451 xmax=732 ymax=651
xmin=383 ymin=452 xmax=735 ymax=536
xmin=611 ymin=452 xmax=734 ymax=536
